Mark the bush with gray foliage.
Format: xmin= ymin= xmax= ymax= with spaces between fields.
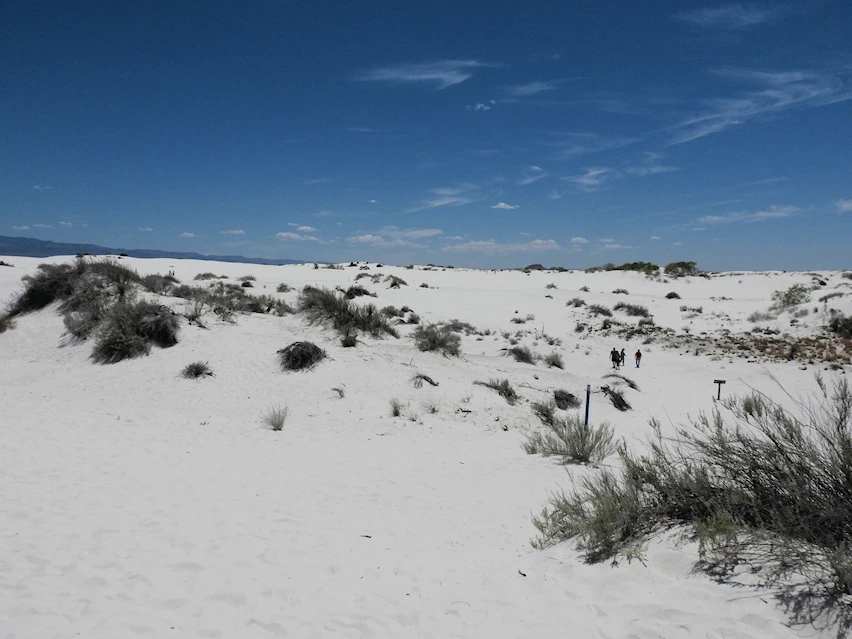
xmin=524 ymin=412 xmax=617 ymax=465
xmin=277 ymin=341 xmax=326 ymax=371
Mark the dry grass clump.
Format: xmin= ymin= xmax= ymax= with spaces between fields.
xmin=554 ymin=389 xmax=581 ymax=409
xmin=276 ymin=283 xmax=293 ymax=293
xmin=385 ymin=275 xmax=408 ymax=288
xmin=263 ymin=404 xmax=289 ymax=430
xmin=182 ymin=361 xmax=214 ymax=379
xmin=749 ymin=310 xmax=778 ymax=322
xmin=604 ymin=373 xmax=640 ymax=391
xmin=612 ymin=288 xmax=629 ymax=295
xmin=389 ymin=398 xmax=404 ymax=417
xmin=0 ymin=314 xmax=16 ymax=334
xmin=544 ymin=351 xmax=564 ymax=369
xmin=524 ymin=413 xmax=617 ymax=465
xmin=474 ymin=378 xmax=519 ymax=405
xmin=411 ymin=373 xmax=439 ymax=388
xmin=665 ymin=291 xmax=681 ymax=299
xmin=344 ymin=285 xmax=375 ymax=300
xmin=299 ymin=286 xmax=398 ymax=339
xmin=567 ymin=297 xmax=585 ymax=307
xmin=413 ymin=324 xmax=462 ymax=356
xmin=680 ymin=305 xmax=703 ymax=314
xmin=588 ymin=304 xmax=612 ymax=317
xmin=829 ymin=314 xmax=852 ymax=338
xmin=602 ymin=385 xmax=631 ymax=411
xmin=277 ymin=341 xmax=326 ymax=371
xmin=91 ymin=301 xmax=179 ymax=364
xmin=238 ymin=275 xmax=256 ymax=282
xmin=530 ymin=378 xmax=852 ymax=635
xmin=194 ymin=272 xmax=219 ymax=281
xmin=505 ymin=345 xmax=537 ymax=364
xmin=613 ymin=302 xmax=651 ymax=318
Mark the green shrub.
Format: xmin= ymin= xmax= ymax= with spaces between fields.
xmin=771 ymin=283 xmax=811 ymax=308
xmin=413 ymin=324 xmax=461 ymax=356
xmin=664 ymin=261 xmax=698 ymax=277
xmin=523 ymin=413 xmax=617 ymax=465
xmin=8 ymin=263 xmax=81 ymax=315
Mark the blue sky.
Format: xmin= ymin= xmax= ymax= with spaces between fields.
xmin=2 ymin=1 xmax=851 ymax=270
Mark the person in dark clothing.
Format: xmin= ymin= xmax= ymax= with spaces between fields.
xmin=610 ymin=348 xmax=621 ymax=369
xmin=635 ymin=349 xmax=642 ymax=368
xmin=620 ymin=348 xmax=626 ymax=367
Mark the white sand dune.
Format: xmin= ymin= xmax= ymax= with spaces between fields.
xmin=1 ymin=256 xmax=849 ymax=638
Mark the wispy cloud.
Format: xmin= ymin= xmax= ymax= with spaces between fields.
xmin=408 ymin=182 xmax=483 ymax=212
xmin=491 ymin=202 xmax=518 ymax=210
xmin=571 ymin=236 xmax=589 ymax=244
xmin=669 ymin=68 xmax=852 ymax=145
xmin=59 ymin=221 xmax=73 ymax=227
xmin=467 ymin=100 xmax=495 ymax=111
xmin=835 ymin=199 xmax=852 ymax=213
xmin=346 ymin=234 xmax=425 ymax=249
xmin=650 ymin=235 xmax=662 ymax=240
xmin=32 ymin=223 xmax=52 ymax=228
xmin=296 ymin=226 xmax=317 ymax=232
xmin=441 ymin=238 xmax=561 ymax=254
xmin=564 ymin=167 xmax=615 ymax=192
xmin=625 ymin=152 xmax=679 ymax=176
xmin=33 ymin=185 xmax=52 ymax=190
xmin=138 ymin=227 xmax=154 ymax=232
xmin=517 ymin=165 xmax=549 ymax=186
xmin=220 ymin=229 xmax=245 ymax=235
xmin=180 ymin=232 xmax=197 ymax=238
xmin=673 ymin=241 xmax=684 ymax=246
xmin=599 ymin=238 xmax=614 ymax=243
xmin=542 ymin=131 xmax=640 ymax=159
xmin=356 ymin=60 xmax=494 ymax=90
xmin=277 ymin=232 xmax=320 ymax=242
xmin=315 ymin=210 xmax=333 ymax=217
xmin=692 ymin=227 xmax=708 ymax=231
xmin=378 ymin=227 xmax=443 ymax=240
xmin=303 ymin=177 xmax=332 ymax=185
xmin=676 ymin=4 xmax=780 ymax=29
xmin=12 ymin=225 xmax=29 ymax=231
xmin=504 ymin=80 xmax=566 ymax=97
xmin=695 ymin=205 xmax=799 ymax=225
xmin=602 ymin=244 xmax=633 ymax=250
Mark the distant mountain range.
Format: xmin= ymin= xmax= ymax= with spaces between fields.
xmin=0 ymin=235 xmax=304 ymax=265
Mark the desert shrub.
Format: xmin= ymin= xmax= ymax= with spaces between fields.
xmin=340 ymin=326 xmax=358 ymax=347
xmin=819 ymin=292 xmax=844 ymax=303
xmin=381 ymin=305 xmax=404 ymax=318
xmin=829 ymin=314 xmax=852 ymax=338
xmin=344 ymin=285 xmax=374 ymax=300
xmin=531 ymin=379 xmax=852 ymax=633
xmin=602 ymin=385 xmax=631 ymax=411
xmin=748 ymin=310 xmax=777 ymax=322
xmin=613 ymin=302 xmax=651 ymax=318
xmin=276 ymin=283 xmax=292 ymax=293
xmin=170 ymin=284 xmax=207 ymax=301
xmin=612 ymin=288 xmax=629 ymax=295
xmin=389 ymin=398 xmax=404 ymax=417
xmin=0 ymin=260 xmax=12 ymax=267
xmin=604 ymin=373 xmax=639 ymax=390
xmin=474 ymin=378 xmax=519 ymax=405
xmin=411 ymin=373 xmax=439 ymax=388
xmin=554 ymin=389 xmax=581 ymax=409
xmin=580 ymin=286 xmax=590 ymax=292
xmin=182 ymin=361 xmax=214 ymax=379
xmin=90 ymin=303 xmax=158 ymax=364
xmin=664 ymin=261 xmax=698 ymax=277
xmin=385 ymin=275 xmax=408 ymax=288
xmin=588 ymin=304 xmax=612 ymax=317
xmin=771 ymin=284 xmax=811 ymax=308
xmin=665 ymin=291 xmax=681 ymax=299
xmin=8 ymin=263 xmax=81 ymax=315
xmin=638 ymin=317 xmax=656 ymax=328
xmin=141 ymin=274 xmax=175 ymax=294
xmin=263 ymin=404 xmax=289 ymax=430
xmin=238 ymin=275 xmax=256 ymax=282
xmin=544 ymin=352 xmax=564 ymax=369
xmin=0 ymin=315 xmax=15 ymax=333
xmin=407 ymin=312 xmax=421 ymax=324
xmin=413 ymin=324 xmax=461 ymax=356
xmin=545 ymin=283 xmax=558 ymax=289
xmin=680 ymin=305 xmax=703 ymax=314
xmin=541 ymin=332 xmax=561 ymax=346
xmin=523 ymin=412 xmax=617 ymax=465
xmin=420 ymin=282 xmax=430 ymax=288
xmin=194 ymin=272 xmax=219 ymax=281
xmin=241 ymin=281 xmax=254 ymax=288
xmin=843 ymin=273 xmax=852 ymax=280
xmin=277 ymin=341 xmax=326 ymax=371
xmin=299 ymin=286 xmax=398 ymax=339
xmin=510 ymin=316 xmax=528 ymax=324
xmin=442 ymin=319 xmax=478 ymax=335
xmin=505 ymin=345 xmax=537 ymax=364
xmin=532 ymin=400 xmax=557 ymax=425
xmin=567 ymin=297 xmax=585 ymax=307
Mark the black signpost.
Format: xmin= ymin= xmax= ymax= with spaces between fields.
xmin=714 ymin=379 xmax=726 ymax=401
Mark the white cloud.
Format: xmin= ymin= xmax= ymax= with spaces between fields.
xmin=504 ymin=80 xmax=566 ymax=97
xmin=565 ymin=167 xmax=615 ymax=192
xmin=356 ymin=60 xmax=494 ymax=90
xmin=545 ymin=132 xmax=640 ymax=159
xmin=447 ymin=235 xmax=463 ymax=241
xmin=12 ymin=225 xmax=29 ymax=231
xmin=287 ymin=222 xmax=298 ymax=227
xmin=519 ymin=232 xmax=531 ymax=236
xmin=59 ymin=221 xmax=73 ymax=227
xmin=277 ymin=232 xmax=320 ymax=242
xmin=408 ymin=183 xmax=482 ymax=212
xmin=33 ymin=185 xmax=52 ymax=190
xmin=220 ymin=229 xmax=245 ymax=235
xmin=626 ymin=152 xmax=679 ymax=176
xmin=696 ymin=205 xmax=799 ymax=225
xmin=138 ymin=227 xmax=155 ymax=232
xmin=467 ymin=101 xmax=495 ymax=111
xmin=346 ymin=234 xmax=425 ymax=249
xmin=602 ymin=244 xmax=633 ymax=250
xmin=650 ymin=235 xmax=662 ymax=240
xmin=669 ymin=69 xmax=852 ymax=145
xmin=571 ymin=236 xmax=590 ymax=244
xmin=676 ymin=5 xmax=780 ymax=29
xmin=517 ymin=165 xmax=548 ymax=186
xmin=180 ymin=232 xmax=197 ymax=238
xmin=673 ymin=241 xmax=684 ymax=246
xmin=442 ymin=239 xmax=561 ymax=254
xmin=835 ymin=199 xmax=852 ymax=213
xmin=32 ymin=223 xmax=52 ymax=228
xmin=599 ymin=238 xmax=614 ymax=243
xmin=369 ymin=199 xmax=379 ymax=204
xmin=296 ymin=226 xmax=317 ymax=232
xmin=491 ymin=202 xmax=518 ymax=210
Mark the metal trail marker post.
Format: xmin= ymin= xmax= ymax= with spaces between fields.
xmin=714 ymin=379 xmax=726 ymax=401
xmin=584 ymin=384 xmax=591 ymax=425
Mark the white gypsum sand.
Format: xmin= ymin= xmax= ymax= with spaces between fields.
xmin=1 ymin=255 xmax=849 ymax=638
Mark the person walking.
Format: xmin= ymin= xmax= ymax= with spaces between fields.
xmin=610 ymin=348 xmax=620 ymax=370
xmin=620 ymin=348 xmax=626 ymax=367
xmin=635 ymin=349 xmax=642 ymax=368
